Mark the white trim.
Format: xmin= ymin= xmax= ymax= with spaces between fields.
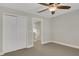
xmin=0 ymin=52 xmax=4 ymax=56
xmin=52 ymin=41 xmax=79 ymax=49
xmin=41 ymin=18 xmax=44 ymax=44
xmin=32 ymin=18 xmax=44 ymax=45
xmin=41 ymin=41 xmax=51 ymax=44
xmin=27 ymin=44 xmax=33 ymax=48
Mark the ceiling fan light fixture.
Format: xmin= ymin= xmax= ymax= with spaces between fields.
xmin=49 ymin=7 xmax=57 ymax=11
xmin=38 ymin=3 xmax=71 ymax=15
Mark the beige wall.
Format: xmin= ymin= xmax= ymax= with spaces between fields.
xmin=0 ymin=12 xmax=3 ymax=53
xmin=51 ymin=10 xmax=79 ymax=48
xmin=42 ymin=19 xmax=51 ymax=44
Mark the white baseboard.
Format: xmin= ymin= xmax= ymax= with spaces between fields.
xmin=52 ymin=41 xmax=79 ymax=49
xmin=0 ymin=52 xmax=4 ymax=56
xmin=41 ymin=41 xmax=51 ymax=44
xmin=27 ymin=44 xmax=33 ymax=48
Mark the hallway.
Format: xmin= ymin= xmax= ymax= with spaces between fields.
xmin=3 ymin=40 xmax=79 ymax=56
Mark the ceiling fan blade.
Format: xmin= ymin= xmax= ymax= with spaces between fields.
xmin=57 ymin=6 xmax=71 ymax=9
xmin=38 ymin=8 xmax=48 ymax=13
xmin=49 ymin=3 xmax=54 ymax=5
xmin=51 ymin=11 xmax=55 ymax=15
xmin=38 ymin=3 xmax=49 ymax=6
xmin=57 ymin=3 xmax=61 ymax=4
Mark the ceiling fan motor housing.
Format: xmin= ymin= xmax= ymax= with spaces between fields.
xmin=51 ymin=11 xmax=55 ymax=15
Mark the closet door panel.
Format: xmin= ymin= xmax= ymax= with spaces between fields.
xmin=3 ymin=15 xmax=17 ymax=53
xmin=17 ymin=16 xmax=27 ymax=49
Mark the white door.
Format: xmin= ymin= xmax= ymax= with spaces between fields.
xmin=3 ymin=15 xmax=17 ymax=53
xmin=3 ymin=15 xmax=27 ymax=53
xmin=17 ymin=16 xmax=27 ymax=49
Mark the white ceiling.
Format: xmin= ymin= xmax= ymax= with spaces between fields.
xmin=0 ymin=3 xmax=79 ymax=18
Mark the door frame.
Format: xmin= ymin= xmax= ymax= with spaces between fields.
xmin=32 ymin=18 xmax=43 ymax=46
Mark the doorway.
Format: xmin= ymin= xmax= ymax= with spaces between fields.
xmin=32 ymin=18 xmax=43 ymax=47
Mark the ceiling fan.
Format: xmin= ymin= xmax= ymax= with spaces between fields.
xmin=38 ymin=3 xmax=71 ymax=15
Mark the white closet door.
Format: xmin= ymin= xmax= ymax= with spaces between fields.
xmin=3 ymin=15 xmax=17 ymax=53
xmin=17 ymin=16 xmax=27 ymax=49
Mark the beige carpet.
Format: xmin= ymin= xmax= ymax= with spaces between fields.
xmin=3 ymin=40 xmax=79 ymax=56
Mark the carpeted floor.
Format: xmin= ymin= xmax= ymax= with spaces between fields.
xmin=3 ymin=40 xmax=79 ymax=56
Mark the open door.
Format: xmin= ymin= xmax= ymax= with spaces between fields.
xmin=32 ymin=18 xmax=43 ymax=46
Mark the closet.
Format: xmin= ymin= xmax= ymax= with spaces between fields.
xmin=2 ymin=13 xmax=27 ymax=53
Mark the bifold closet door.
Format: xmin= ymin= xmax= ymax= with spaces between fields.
xmin=3 ymin=15 xmax=17 ymax=53
xmin=3 ymin=15 xmax=27 ymax=53
xmin=17 ymin=16 xmax=27 ymax=49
